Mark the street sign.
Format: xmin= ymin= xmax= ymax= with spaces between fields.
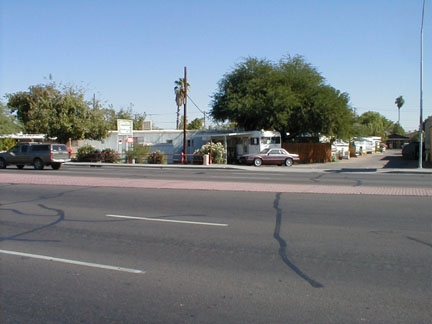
xmin=117 ymin=119 xmax=133 ymax=136
xmin=126 ymin=136 xmax=134 ymax=144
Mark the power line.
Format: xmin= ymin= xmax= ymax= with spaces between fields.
xmin=187 ymin=95 xmax=208 ymax=128
xmin=146 ymin=113 xmax=173 ymax=116
xmin=187 ymin=95 xmax=206 ymax=115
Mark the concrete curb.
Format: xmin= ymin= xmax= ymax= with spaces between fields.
xmin=64 ymin=161 xmax=432 ymax=175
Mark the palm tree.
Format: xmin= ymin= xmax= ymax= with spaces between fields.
xmin=174 ymin=78 xmax=190 ymax=129
xmin=395 ymin=95 xmax=405 ymax=125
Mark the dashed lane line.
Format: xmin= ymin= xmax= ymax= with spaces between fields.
xmin=0 ymin=249 xmax=144 ymax=274
xmin=106 ymin=214 xmax=228 ymax=226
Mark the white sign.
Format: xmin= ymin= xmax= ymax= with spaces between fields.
xmin=117 ymin=119 xmax=133 ymax=136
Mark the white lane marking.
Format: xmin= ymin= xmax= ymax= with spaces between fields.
xmin=0 ymin=249 xmax=144 ymax=274
xmin=106 ymin=214 xmax=228 ymax=227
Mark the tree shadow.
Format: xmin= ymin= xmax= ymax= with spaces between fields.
xmin=1 ymin=188 xmax=132 ymax=242
xmin=0 ymin=203 xmax=64 ymax=242
xmin=273 ymin=193 xmax=323 ymax=288
xmin=381 ymin=154 xmax=419 ymax=169
xmin=326 ymin=168 xmax=377 ymax=173
xmin=379 ymin=151 xmax=432 ymax=169
xmin=406 ymin=236 xmax=432 ymax=248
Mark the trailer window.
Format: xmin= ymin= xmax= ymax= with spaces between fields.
xmin=262 ymin=137 xmax=280 ymax=144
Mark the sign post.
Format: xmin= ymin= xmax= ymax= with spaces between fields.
xmin=117 ymin=119 xmax=133 ymax=162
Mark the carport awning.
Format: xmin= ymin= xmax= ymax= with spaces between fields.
xmin=207 ymin=132 xmax=254 ymax=138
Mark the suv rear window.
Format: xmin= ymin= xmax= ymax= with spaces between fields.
xmin=52 ymin=145 xmax=68 ymax=152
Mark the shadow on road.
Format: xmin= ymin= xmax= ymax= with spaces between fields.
xmin=326 ymin=168 xmax=377 ymax=173
xmin=381 ymin=151 xmax=431 ymax=169
xmin=273 ymin=193 xmax=323 ymax=288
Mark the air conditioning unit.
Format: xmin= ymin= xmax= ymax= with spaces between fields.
xmin=143 ymin=120 xmax=152 ymax=130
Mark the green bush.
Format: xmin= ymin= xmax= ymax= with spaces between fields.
xmin=126 ymin=145 xmax=151 ymax=163
xmin=193 ymin=142 xmax=226 ymax=164
xmin=76 ymin=145 xmax=102 ymax=162
xmin=102 ymin=148 xmax=121 ymax=163
xmin=148 ymin=150 xmax=167 ymax=164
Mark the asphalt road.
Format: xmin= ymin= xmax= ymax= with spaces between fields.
xmin=1 ymin=162 xmax=431 ymax=324
xmin=0 ymin=149 xmax=431 ymax=191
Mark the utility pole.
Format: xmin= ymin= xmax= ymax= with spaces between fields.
xmin=419 ymin=0 xmax=425 ymax=169
xmin=183 ymin=66 xmax=188 ymax=160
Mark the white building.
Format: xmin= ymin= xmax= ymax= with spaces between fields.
xmin=78 ymin=129 xmax=282 ymax=164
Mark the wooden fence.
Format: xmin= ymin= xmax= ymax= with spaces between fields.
xmin=283 ymin=143 xmax=332 ymax=164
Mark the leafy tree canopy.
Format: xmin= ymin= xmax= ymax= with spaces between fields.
xmin=210 ymin=55 xmax=355 ymax=140
xmin=6 ymin=82 xmax=111 ymax=143
xmin=5 ymin=82 xmax=148 ymax=142
xmin=103 ymin=105 xmax=147 ymax=130
xmin=0 ymin=101 xmax=23 ymax=134
xmin=353 ymin=111 xmax=395 ymax=139
xmin=187 ymin=117 xmax=205 ymax=130
xmin=389 ymin=122 xmax=406 ymax=136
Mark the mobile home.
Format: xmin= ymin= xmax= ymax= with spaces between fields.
xmin=78 ymin=129 xmax=281 ymax=164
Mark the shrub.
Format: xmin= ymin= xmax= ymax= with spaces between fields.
xmin=102 ymin=148 xmax=121 ymax=163
xmin=193 ymin=142 xmax=226 ymax=164
xmin=76 ymin=145 xmax=102 ymax=162
xmin=148 ymin=150 xmax=166 ymax=164
xmin=126 ymin=145 xmax=151 ymax=163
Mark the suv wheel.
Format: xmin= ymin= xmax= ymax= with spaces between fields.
xmin=0 ymin=158 xmax=6 ymax=169
xmin=51 ymin=163 xmax=61 ymax=170
xmin=33 ymin=158 xmax=44 ymax=170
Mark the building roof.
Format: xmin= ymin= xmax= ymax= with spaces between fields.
xmin=387 ymin=133 xmax=410 ymax=140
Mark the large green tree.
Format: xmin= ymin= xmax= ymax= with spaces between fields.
xmin=210 ymin=55 xmax=354 ymax=139
xmin=6 ymin=82 xmax=110 ymax=143
xmin=104 ymin=105 xmax=147 ymax=130
xmin=187 ymin=117 xmax=205 ymax=130
xmin=390 ymin=122 xmax=406 ymax=136
xmin=0 ymin=101 xmax=23 ymax=134
xmin=353 ymin=111 xmax=394 ymax=138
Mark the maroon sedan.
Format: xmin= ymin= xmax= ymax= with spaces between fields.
xmin=238 ymin=148 xmax=300 ymax=167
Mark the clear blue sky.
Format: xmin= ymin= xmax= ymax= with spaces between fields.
xmin=1 ymin=0 xmax=430 ymax=132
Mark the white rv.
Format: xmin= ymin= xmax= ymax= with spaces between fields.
xmin=235 ymin=130 xmax=282 ymax=155
xmin=200 ymin=130 xmax=282 ymax=163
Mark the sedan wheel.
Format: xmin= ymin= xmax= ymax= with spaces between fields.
xmin=284 ymin=158 xmax=293 ymax=167
xmin=253 ymin=158 xmax=262 ymax=167
xmin=0 ymin=158 xmax=6 ymax=169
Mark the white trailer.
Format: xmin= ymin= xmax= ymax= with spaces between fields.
xmin=235 ymin=130 xmax=282 ymax=155
xmin=201 ymin=130 xmax=282 ymax=163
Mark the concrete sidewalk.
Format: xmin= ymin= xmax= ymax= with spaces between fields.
xmin=292 ymin=150 xmax=432 ymax=174
xmin=66 ymin=150 xmax=432 ymax=174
